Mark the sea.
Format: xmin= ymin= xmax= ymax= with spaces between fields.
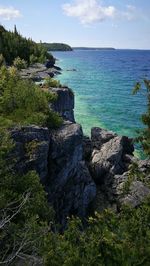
xmin=52 ymin=49 xmax=150 ymax=154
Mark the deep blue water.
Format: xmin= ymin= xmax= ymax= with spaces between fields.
xmin=52 ymin=50 xmax=150 ymax=144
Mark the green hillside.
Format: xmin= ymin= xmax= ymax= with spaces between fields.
xmin=41 ymin=42 xmax=73 ymax=51
xmin=0 ymin=25 xmax=55 ymax=65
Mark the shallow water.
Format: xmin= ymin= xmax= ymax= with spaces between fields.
xmin=52 ymin=50 xmax=150 ymax=141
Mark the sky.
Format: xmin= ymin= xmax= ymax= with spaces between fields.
xmin=0 ymin=0 xmax=150 ymax=49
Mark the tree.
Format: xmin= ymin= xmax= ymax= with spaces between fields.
xmin=0 ymin=25 xmax=55 ymax=66
xmin=133 ymin=79 xmax=150 ymax=157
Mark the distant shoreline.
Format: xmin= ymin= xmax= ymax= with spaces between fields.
xmin=73 ymin=47 xmax=115 ymax=51
xmin=71 ymin=48 xmax=150 ymax=51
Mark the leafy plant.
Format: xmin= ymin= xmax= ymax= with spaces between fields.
xmin=133 ymin=79 xmax=150 ymax=157
xmin=13 ymin=56 xmax=27 ymax=70
xmin=0 ymin=66 xmax=62 ymax=128
xmin=45 ymin=77 xmax=61 ymax=88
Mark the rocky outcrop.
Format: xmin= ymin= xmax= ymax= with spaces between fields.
xmin=90 ymin=128 xmax=134 ymax=184
xmin=20 ymin=63 xmax=61 ymax=81
xmin=120 ymin=181 xmax=150 ymax=207
xmin=11 ymin=126 xmax=50 ymax=183
xmin=11 ymin=122 xmax=96 ymax=227
xmin=47 ymin=121 xmax=96 ymax=226
xmin=87 ymin=127 xmax=150 ymax=210
xmin=111 ymin=158 xmax=150 ymax=207
xmin=51 ymin=87 xmax=75 ymax=122
xmin=91 ymin=127 xmax=117 ymax=150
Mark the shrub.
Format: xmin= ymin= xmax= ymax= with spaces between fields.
xmin=0 ymin=67 xmax=62 ymax=128
xmin=45 ymin=77 xmax=61 ymax=88
xmin=133 ymin=79 xmax=150 ymax=157
xmin=0 ymin=54 xmax=6 ymax=67
xmin=13 ymin=56 xmax=27 ymax=70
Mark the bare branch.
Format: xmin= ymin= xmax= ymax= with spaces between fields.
xmin=0 ymin=192 xmax=30 ymax=230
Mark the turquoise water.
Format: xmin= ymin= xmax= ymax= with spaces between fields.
xmin=52 ymin=50 xmax=150 ymax=139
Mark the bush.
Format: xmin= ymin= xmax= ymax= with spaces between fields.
xmin=13 ymin=56 xmax=27 ymax=70
xmin=0 ymin=67 xmax=62 ymax=128
xmin=43 ymin=201 xmax=150 ymax=265
xmin=133 ymin=79 xmax=150 ymax=157
xmin=45 ymin=77 xmax=61 ymax=88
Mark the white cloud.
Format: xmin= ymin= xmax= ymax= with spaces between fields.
xmin=63 ymin=0 xmax=116 ymax=24
xmin=62 ymin=0 xmax=137 ymax=24
xmin=0 ymin=6 xmax=22 ymax=20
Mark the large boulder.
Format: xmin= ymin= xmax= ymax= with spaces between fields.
xmin=47 ymin=121 xmax=96 ymax=226
xmin=91 ymin=127 xmax=117 ymax=150
xmin=90 ymin=128 xmax=134 ymax=184
xmin=90 ymin=136 xmax=126 ymax=184
xmin=51 ymin=87 xmax=75 ymax=122
xmin=91 ymin=127 xmax=134 ymax=154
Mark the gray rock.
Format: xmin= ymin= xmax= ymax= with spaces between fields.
xmin=11 ymin=122 xmax=96 ymax=227
xmin=90 ymin=127 xmax=134 ymax=187
xmin=91 ymin=127 xmax=117 ymax=150
xmin=90 ymin=136 xmax=124 ymax=184
xmin=20 ymin=63 xmax=61 ymax=81
xmin=47 ymin=121 xmax=96 ymax=226
xmin=91 ymin=127 xmax=134 ymax=155
xmin=51 ymin=87 xmax=75 ymax=122
xmin=121 ymin=181 xmax=150 ymax=207
xmin=83 ymin=136 xmax=93 ymax=160
xmin=11 ymin=126 xmax=50 ymax=183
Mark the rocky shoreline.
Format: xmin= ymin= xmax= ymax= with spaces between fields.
xmin=19 ymin=63 xmax=62 ymax=82
xmin=10 ymin=83 xmax=150 ymax=228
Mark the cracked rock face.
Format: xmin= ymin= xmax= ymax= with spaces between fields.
xmin=90 ymin=127 xmax=134 ymax=184
xmin=51 ymin=87 xmax=75 ymax=122
xmin=11 ymin=126 xmax=50 ymax=183
xmin=91 ymin=127 xmax=117 ymax=150
xmin=90 ymin=136 xmax=125 ymax=184
xmin=48 ymin=121 xmax=96 ymax=226
xmin=89 ymin=127 xmax=150 ymax=210
xmin=11 ymin=122 xmax=96 ymax=227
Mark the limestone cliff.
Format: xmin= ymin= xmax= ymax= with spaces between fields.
xmin=51 ymin=87 xmax=75 ymax=122
xmin=10 ymin=87 xmax=150 ymax=227
xmin=11 ymin=122 xmax=96 ymax=227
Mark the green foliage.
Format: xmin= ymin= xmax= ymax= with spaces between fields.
xmin=133 ymin=79 xmax=150 ymax=157
xmin=45 ymin=77 xmax=61 ymax=88
xmin=123 ymin=162 xmax=150 ymax=195
xmin=0 ymin=47 xmax=150 ymax=264
xmin=0 ymin=24 xmax=55 ymax=66
xmin=43 ymin=201 xmax=150 ymax=266
xmin=0 ymin=129 xmax=54 ymax=264
xmin=13 ymin=56 xmax=27 ymax=70
xmin=29 ymin=54 xmax=38 ymax=64
xmin=0 ymin=53 xmax=5 ymax=67
xmin=41 ymin=42 xmax=73 ymax=51
xmin=0 ymin=66 xmax=62 ymax=128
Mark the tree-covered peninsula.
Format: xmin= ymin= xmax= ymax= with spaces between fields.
xmin=41 ymin=42 xmax=73 ymax=51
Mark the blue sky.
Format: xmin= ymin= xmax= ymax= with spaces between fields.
xmin=0 ymin=0 xmax=150 ymax=49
